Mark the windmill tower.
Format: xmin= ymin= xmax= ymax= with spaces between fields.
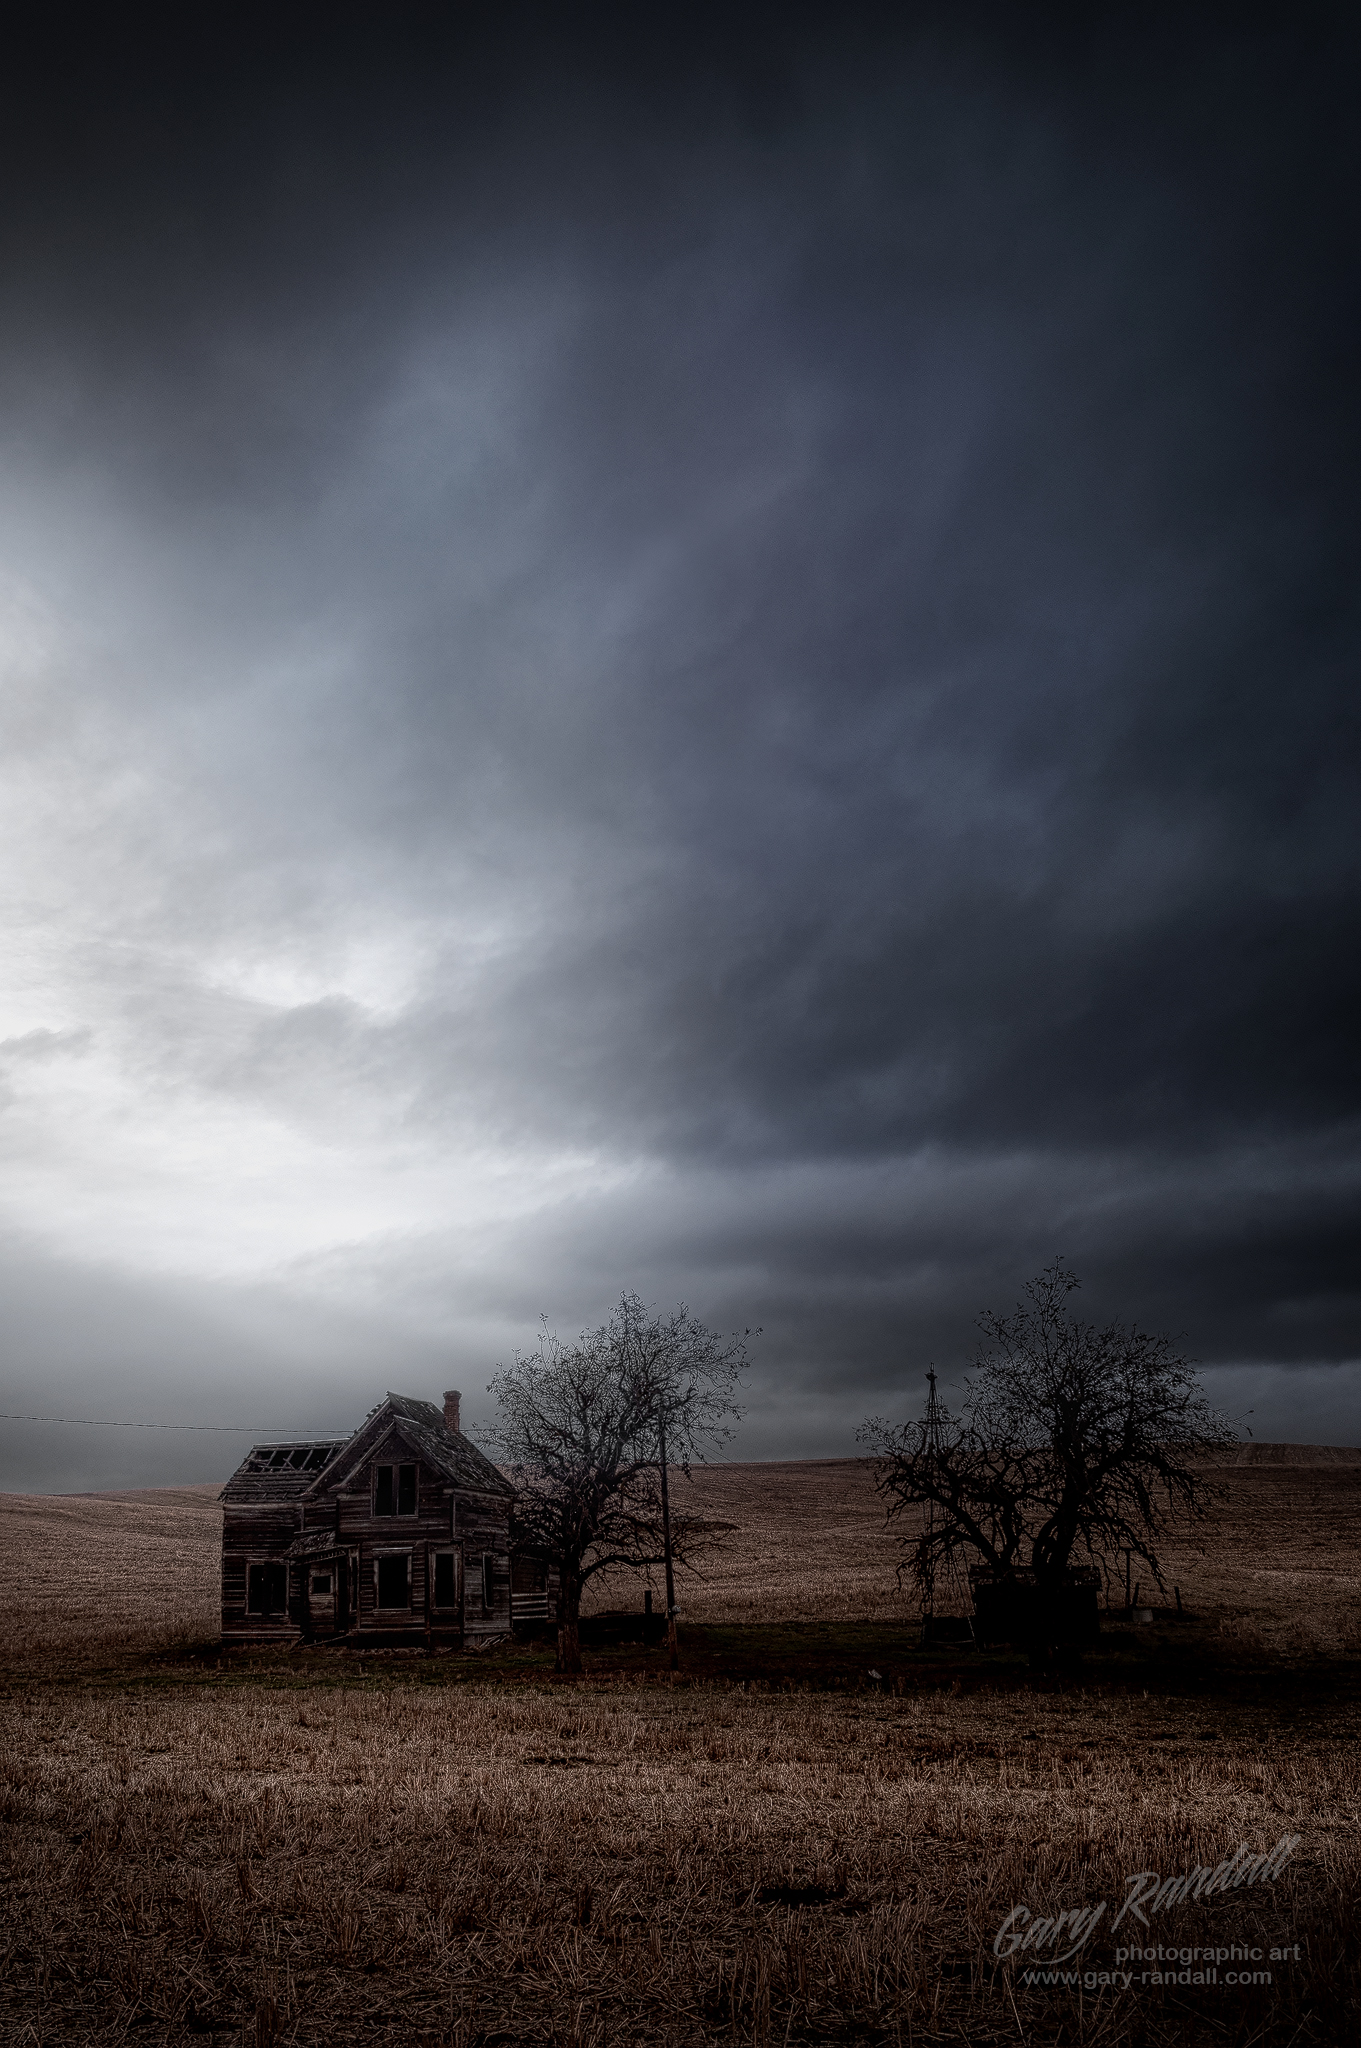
xmin=919 ymin=1367 xmax=974 ymax=1647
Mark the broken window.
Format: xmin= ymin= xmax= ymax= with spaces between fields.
xmin=433 ymin=1552 xmax=460 ymax=1608
xmin=481 ymin=1553 xmax=495 ymax=1608
xmin=247 ymin=1562 xmax=289 ymax=1614
xmin=375 ymin=1462 xmax=417 ymax=1515
xmin=310 ymin=1574 xmax=332 ymax=1595
xmin=376 ymin=1554 xmax=410 ymax=1608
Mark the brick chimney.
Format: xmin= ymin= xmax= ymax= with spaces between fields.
xmin=443 ymin=1389 xmax=462 ymax=1434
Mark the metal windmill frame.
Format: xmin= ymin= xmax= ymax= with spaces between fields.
xmin=919 ymin=1367 xmax=975 ymax=1647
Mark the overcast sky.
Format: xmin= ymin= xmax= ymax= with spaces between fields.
xmin=1 ymin=6 xmax=1357 ymax=1489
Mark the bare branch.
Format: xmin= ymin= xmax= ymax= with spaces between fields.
xmin=859 ymin=1260 xmax=1233 ymax=1615
xmin=486 ymin=1292 xmax=749 ymax=1670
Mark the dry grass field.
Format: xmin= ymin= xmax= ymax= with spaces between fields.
xmin=8 ymin=1450 xmax=1359 ymax=1666
xmin=1 ymin=1453 xmax=1359 ymax=2046
xmin=0 ymin=1486 xmax=223 ymax=1673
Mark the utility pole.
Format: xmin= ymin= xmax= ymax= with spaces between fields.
xmin=658 ymin=1404 xmax=678 ymax=1671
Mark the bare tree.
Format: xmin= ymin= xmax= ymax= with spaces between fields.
xmin=487 ymin=1292 xmax=748 ymax=1672
xmin=861 ymin=1261 xmax=1233 ymax=1623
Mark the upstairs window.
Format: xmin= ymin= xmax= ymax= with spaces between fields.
xmin=374 ymin=1463 xmax=417 ymax=1516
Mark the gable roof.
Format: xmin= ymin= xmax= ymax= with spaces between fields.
xmin=220 ymin=1440 xmax=347 ymax=1504
xmin=303 ymin=1392 xmax=514 ymax=1501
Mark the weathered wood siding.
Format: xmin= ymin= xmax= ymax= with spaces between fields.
xmin=331 ymin=1432 xmax=512 ymax=1639
xmin=219 ymin=1402 xmax=517 ymax=1644
xmin=221 ymin=1504 xmax=304 ymax=1641
xmin=458 ymin=1491 xmax=513 ymax=1636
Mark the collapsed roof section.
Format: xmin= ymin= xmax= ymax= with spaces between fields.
xmin=220 ymin=1393 xmax=512 ymax=1507
xmin=219 ymin=1441 xmax=346 ymax=1504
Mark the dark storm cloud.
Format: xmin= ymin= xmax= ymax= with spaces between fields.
xmin=0 ymin=6 xmax=1357 ymax=1483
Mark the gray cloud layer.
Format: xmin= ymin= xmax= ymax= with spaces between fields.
xmin=0 ymin=8 xmax=1357 ymax=1486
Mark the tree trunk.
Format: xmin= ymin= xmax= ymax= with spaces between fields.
xmin=557 ymin=1572 xmax=583 ymax=1675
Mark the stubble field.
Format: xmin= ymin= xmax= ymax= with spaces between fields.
xmin=1 ymin=1452 xmax=1359 ymax=2046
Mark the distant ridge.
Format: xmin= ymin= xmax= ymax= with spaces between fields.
xmin=5 ymin=1447 xmax=1361 ymax=1501
xmin=711 ymin=1446 xmax=1361 ymax=1470
xmin=1221 ymin=1443 xmax=1361 ymax=1465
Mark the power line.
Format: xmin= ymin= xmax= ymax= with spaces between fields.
xmin=0 ymin=1413 xmax=351 ymax=1434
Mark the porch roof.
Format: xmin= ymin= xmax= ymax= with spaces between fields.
xmin=282 ymin=1528 xmax=350 ymax=1560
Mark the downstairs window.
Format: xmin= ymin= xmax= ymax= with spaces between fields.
xmin=376 ymin=1554 xmax=410 ymax=1609
xmin=247 ymin=1562 xmax=288 ymax=1615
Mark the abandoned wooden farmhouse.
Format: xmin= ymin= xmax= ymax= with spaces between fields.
xmin=219 ymin=1390 xmax=553 ymax=1646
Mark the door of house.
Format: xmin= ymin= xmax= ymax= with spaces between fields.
xmin=339 ymin=1549 xmax=360 ymax=1631
xmin=431 ymin=1547 xmax=462 ymax=1620
xmin=306 ymin=1559 xmax=338 ymax=1633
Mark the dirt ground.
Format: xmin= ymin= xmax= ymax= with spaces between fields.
xmin=1 ymin=1453 xmax=1358 ymax=2045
